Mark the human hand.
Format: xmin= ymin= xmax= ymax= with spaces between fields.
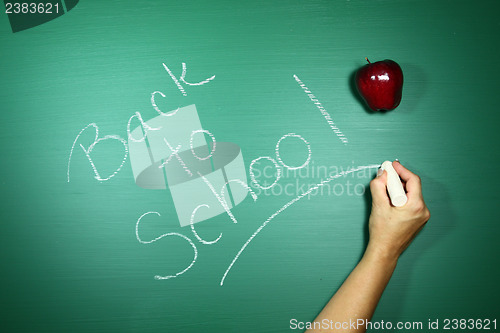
xmin=366 ymin=161 xmax=430 ymax=262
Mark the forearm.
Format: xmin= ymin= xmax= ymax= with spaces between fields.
xmin=307 ymin=161 xmax=429 ymax=333
xmin=307 ymin=247 xmax=398 ymax=333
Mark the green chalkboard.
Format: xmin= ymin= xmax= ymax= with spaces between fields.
xmin=1 ymin=1 xmax=499 ymax=332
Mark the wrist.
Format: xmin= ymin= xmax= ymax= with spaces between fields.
xmin=364 ymin=242 xmax=400 ymax=267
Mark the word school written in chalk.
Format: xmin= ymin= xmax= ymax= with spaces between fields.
xmin=67 ymin=61 xmax=376 ymax=285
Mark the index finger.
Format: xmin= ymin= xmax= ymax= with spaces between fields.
xmin=393 ymin=161 xmax=422 ymax=199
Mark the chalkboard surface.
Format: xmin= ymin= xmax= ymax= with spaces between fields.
xmin=1 ymin=1 xmax=499 ymax=332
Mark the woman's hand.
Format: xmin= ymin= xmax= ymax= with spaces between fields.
xmin=366 ymin=161 xmax=431 ymax=262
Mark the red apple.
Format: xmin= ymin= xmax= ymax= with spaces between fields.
xmin=355 ymin=58 xmax=404 ymax=111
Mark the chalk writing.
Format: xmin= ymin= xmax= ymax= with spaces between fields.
xmin=249 ymin=156 xmax=282 ymax=190
xmin=127 ymin=111 xmax=161 ymax=143
xmin=159 ymin=137 xmax=193 ymax=177
xmin=190 ymin=129 xmax=216 ymax=161
xmin=220 ymin=164 xmax=381 ymax=286
xmin=180 ymin=62 xmax=216 ymax=86
xmin=190 ymin=204 xmax=223 ymax=245
xmin=293 ymin=74 xmax=349 ymax=144
xmin=151 ymin=91 xmax=179 ymax=117
xmin=136 ymin=211 xmax=198 ymax=280
xmin=68 ymin=62 xmax=378 ymax=285
xmin=163 ymin=62 xmax=216 ymax=96
xmin=198 ymin=171 xmax=239 ymax=224
xmin=67 ymin=123 xmax=128 ymax=182
xmin=275 ymin=133 xmax=311 ymax=170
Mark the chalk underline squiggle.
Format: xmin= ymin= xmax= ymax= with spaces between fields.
xmin=220 ymin=164 xmax=381 ymax=286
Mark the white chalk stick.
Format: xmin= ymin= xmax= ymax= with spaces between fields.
xmin=381 ymin=161 xmax=408 ymax=207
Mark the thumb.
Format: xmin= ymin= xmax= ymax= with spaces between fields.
xmin=369 ymin=169 xmax=390 ymax=207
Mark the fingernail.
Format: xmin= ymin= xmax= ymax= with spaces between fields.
xmin=377 ymin=168 xmax=384 ymax=177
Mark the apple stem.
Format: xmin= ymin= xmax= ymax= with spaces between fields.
xmin=365 ymin=57 xmax=371 ymax=64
